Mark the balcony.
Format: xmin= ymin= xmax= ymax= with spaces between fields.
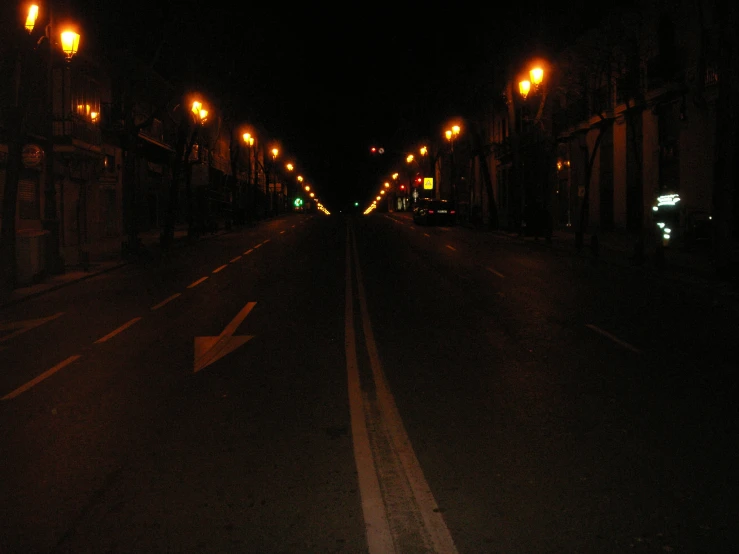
xmin=52 ymin=114 xmax=101 ymax=147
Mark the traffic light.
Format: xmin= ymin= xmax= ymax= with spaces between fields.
xmin=399 ymin=184 xmax=406 ymax=191
xmin=354 ymin=202 xmax=359 ymax=207
xmin=415 ymin=175 xmax=423 ymax=186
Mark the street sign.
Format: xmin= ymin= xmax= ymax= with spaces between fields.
xmin=423 ymin=177 xmax=434 ymax=190
xmin=21 ymin=144 xmax=44 ymax=168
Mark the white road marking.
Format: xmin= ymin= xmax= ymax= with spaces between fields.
xmin=151 ymin=293 xmax=181 ymax=311
xmin=424 ymin=233 xmax=430 ymax=237
xmin=486 ymin=267 xmax=505 ymax=278
xmin=212 ymin=264 xmax=228 ymax=274
xmin=263 ymin=239 xmax=271 ymax=244
xmin=230 ymin=256 xmax=242 ymax=263
xmin=585 ymin=324 xmax=642 ymax=354
xmin=194 ymin=302 xmax=256 ymax=373
xmin=253 ymin=243 xmax=262 ymax=249
xmin=345 ymin=229 xmax=394 ymax=553
xmin=446 ymin=244 xmax=456 ymax=251
xmin=280 ymin=230 xmax=286 ymax=234
xmin=347 ymin=224 xmax=459 ymax=554
xmin=187 ymin=276 xmax=209 ymax=288
xmin=94 ymin=318 xmax=142 ymax=344
xmin=2 ymin=355 xmax=82 ymax=400
xmin=0 ymin=312 xmax=64 ymax=343
xmin=244 ymin=249 xmax=254 ymax=255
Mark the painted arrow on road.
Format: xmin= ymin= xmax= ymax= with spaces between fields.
xmin=194 ymin=301 xmax=256 ymax=373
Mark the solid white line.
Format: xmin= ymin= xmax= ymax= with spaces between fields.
xmin=2 ymin=355 xmax=82 ymax=400
xmin=351 ymin=227 xmax=459 ymax=554
xmin=94 ymin=317 xmax=142 ymax=344
xmin=187 ymin=276 xmax=209 ymax=288
xmin=212 ymin=264 xmax=228 ymax=274
xmin=244 ymin=249 xmax=254 ymax=255
xmin=345 ymin=227 xmax=394 ymax=553
xmin=230 ymin=256 xmax=242 ymax=263
xmin=486 ymin=267 xmax=505 ymax=278
xmin=151 ymin=293 xmax=181 ymax=311
xmin=446 ymin=244 xmax=456 ymax=251
xmin=585 ymin=324 xmax=642 ymax=354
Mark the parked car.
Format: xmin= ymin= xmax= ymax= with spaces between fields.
xmin=412 ymin=198 xmax=456 ymax=225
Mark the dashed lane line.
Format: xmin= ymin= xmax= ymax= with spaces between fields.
xmin=212 ymin=264 xmax=228 ymax=274
xmin=230 ymin=256 xmax=242 ymax=263
xmin=486 ymin=267 xmax=505 ymax=278
xmin=585 ymin=324 xmax=642 ymax=354
xmin=2 ymin=355 xmax=82 ymax=400
xmin=187 ymin=276 xmax=209 ymax=289
xmin=446 ymin=245 xmax=456 ymax=251
xmin=94 ymin=318 xmax=142 ymax=344
xmin=151 ymin=293 xmax=181 ymax=311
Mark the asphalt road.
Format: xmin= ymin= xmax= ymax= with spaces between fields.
xmin=1 ymin=213 xmax=737 ymax=553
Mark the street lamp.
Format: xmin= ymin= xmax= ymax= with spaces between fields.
xmin=519 ymin=66 xmax=544 ymax=100
xmin=270 ymin=148 xmax=279 ymax=215
xmin=25 ymin=4 xmax=39 ymax=32
xmin=516 ymin=63 xmax=550 ymax=239
xmin=444 ymin=125 xmax=461 ymax=209
xmin=60 ymin=30 xmax=80 ymax=60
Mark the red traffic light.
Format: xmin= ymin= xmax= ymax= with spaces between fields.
xmin=415 ymin=176 xmax=422 ymax=185
xmin=400 ymin=185 xmax=406 ymax=190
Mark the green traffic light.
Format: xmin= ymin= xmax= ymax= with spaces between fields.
xmin=354 ymin=202 xmax=359 ymax=207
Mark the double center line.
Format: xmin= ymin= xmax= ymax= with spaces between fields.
xmin=344 ymin=223 xmax=458 ymax=554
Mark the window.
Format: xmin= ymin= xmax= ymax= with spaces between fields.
xmin=71 ymin=73 xmax=100 ymax=123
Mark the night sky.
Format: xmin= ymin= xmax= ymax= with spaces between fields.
xmin=65 ymin=0 xmax=615 ymax=211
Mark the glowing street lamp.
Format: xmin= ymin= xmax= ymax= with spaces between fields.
xmin=191 ymin=100 xmax=207 ymax=123
xmin=60 ymin=30 xmax=80 ymax=60
xmin=519 ymin=66 xmax=545 ymax=100
xmin=25 ymin=4 xmax=39 ymax=32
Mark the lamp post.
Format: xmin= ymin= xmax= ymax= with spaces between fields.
xmin=242 ymin=132 xmax=254 ymax=223
xmin=515 ymin=63 xmax=550 ymax=239
xmin=284 ymin=162 xmax=294 ymax=214
xmin=185 ymin=100 xmax=207 ymax=238
xmin=270 ymin=148 xmax=278 ymax=216
xmin=444 ymin=125 xmax=461 ymax=210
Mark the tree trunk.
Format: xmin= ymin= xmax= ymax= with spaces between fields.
xmin=469 ymin=122 xmax=499 ymax=230
xmin=576 ymin=123 xmax=607 ymax=248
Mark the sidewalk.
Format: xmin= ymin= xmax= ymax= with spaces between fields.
xmin=394 ymin=210 xmax=738 ymax=297
xmin=0 ymin=224 xmax=213 ymax=310
xmin=502 ymin=225 xmax=739 ymax=297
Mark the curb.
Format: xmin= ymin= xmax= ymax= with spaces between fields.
xmin=0 ymin=228 xmax=233 ymax=311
